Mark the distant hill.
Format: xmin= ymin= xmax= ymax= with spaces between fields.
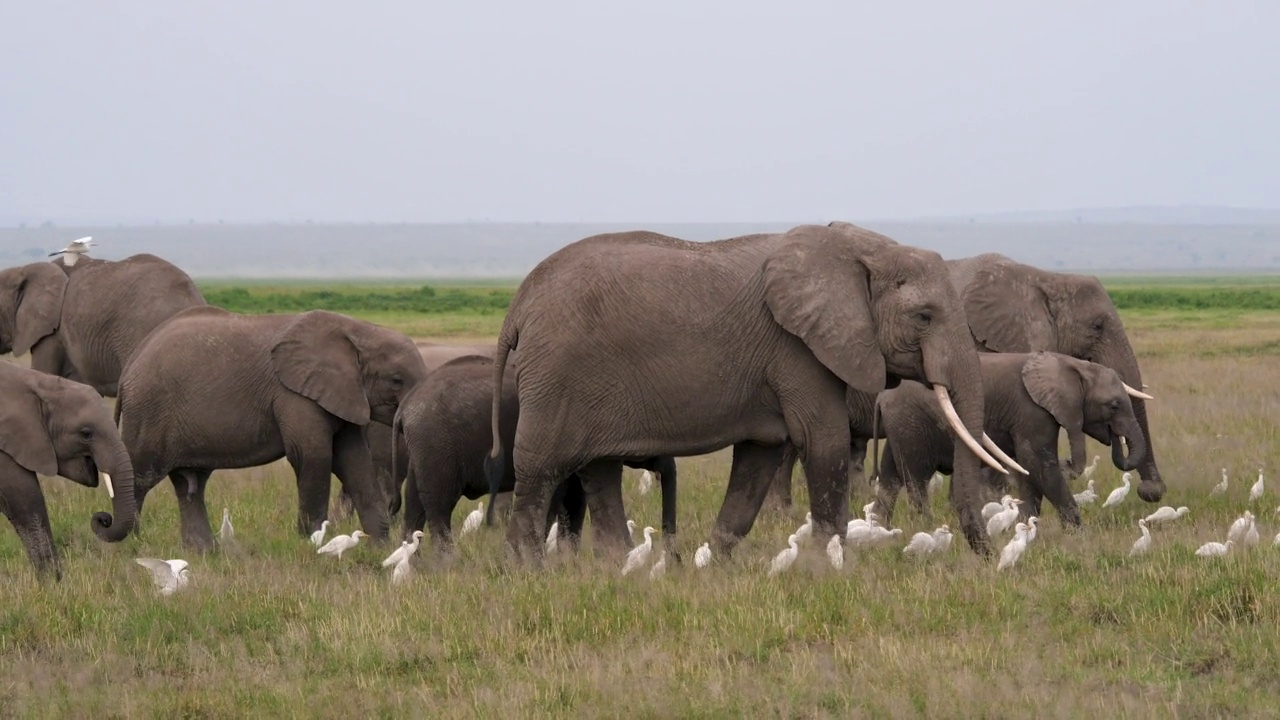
xmin=900 ymin=205 xmax=1280 ymax=225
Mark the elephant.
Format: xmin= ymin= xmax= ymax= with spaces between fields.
xmin=116 ymin=306 xmax=427 ymax=551
xmin=764 ymin=389 xmax=877 ymax=511
xmin=871 ymin=351 xmax=1149 ymax=529
xmin=487 ymin=223 xmax=1013 ymax=562
xmin=946 ymin=253 xmax=1164 ymax=503
xmin=393 ymin=354 xmax=678 ymax=555
xmin=0 ymin=253 xmax=206 ymax=396
xmin=0 ymin=361 xmax=137 ymax=579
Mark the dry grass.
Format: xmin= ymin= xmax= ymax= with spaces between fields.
xmin=2 ymin=307 xmax=1280 ymax=717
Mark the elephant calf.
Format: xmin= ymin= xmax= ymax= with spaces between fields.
xmin=873 ymin=351 xmax=1148 ymax=528
xmin=394 ymin=355 xmax=678 ymax=555
xmin=0 ymin=362 xmax=137 ymax=580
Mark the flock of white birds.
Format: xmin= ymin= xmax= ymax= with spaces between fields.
xmin=130 ymin=457 xmax=1271 ymax=596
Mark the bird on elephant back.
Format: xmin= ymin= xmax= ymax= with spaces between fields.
xmin=0 ymin=251 xmax=206 ymax=397
xmin=486 ymin=222 xmax=1017 ymax=562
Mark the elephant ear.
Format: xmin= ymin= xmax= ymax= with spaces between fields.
xmin=270 ymin=311 xmax=371 ymax=425
xmin=1021 ymin=351 xmax=1084 ymax=436
xmin=963 ymin=263 xmax=1056 ymax=352
xmin=0 ymin=382 xmax=58 ymax=476
xmin=13 ymin=263 xmax=68 ymax=356
xmin=762 ymin=227 xmax=886 ymax=394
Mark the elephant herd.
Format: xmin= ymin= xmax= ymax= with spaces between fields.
xmin=0 ymin=222 xmax=1165 ymax=581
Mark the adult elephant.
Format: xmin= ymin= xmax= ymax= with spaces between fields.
xmin=872 ymin=351 xmax=1149 ymax=528
xmin=0 ymin=361 xmax=137 ymax=580
xmin=117 ymin=307 xmax=426 ymax=551
xmin=488 ymin=223 xmax=1012 ymax=562
xmin=0 ymin=254 xmax=206 ymax=396
xmin=764 ymin=389 xmax=877 ymax=511
xmin=946 ymin=254 xmax=1164 ymax=503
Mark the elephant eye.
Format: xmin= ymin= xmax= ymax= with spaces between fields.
xmin=391 ymin=373 xmax=404 ymax=386
xmin=1092 ymin=318 xmax=1105 ymax=331
xmin=915 ymin=310 xmax=933 ymax=325
xmin=79 ymin=427 xmax=94 ymax=440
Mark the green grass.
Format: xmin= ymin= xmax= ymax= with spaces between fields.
xmin=2 ymin=277 xmax=1280 ymax=715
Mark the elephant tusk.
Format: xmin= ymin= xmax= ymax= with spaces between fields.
xmin=934 ymin=385 xmax=1008 ymax=475
xmin=1123 ymin=382 xmax=1154 ymax=400
xmin=981 ymin=433 xmax=1030 ymax=475
xmin=101 ymin=472 xmax=115 ymax=499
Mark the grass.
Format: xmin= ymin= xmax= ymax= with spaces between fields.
xmin=2 ymin=277 xmax=1280 ymax=716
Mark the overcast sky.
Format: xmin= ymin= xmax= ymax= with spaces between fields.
xmin=3 ymin=2 xmax=1277 ymax=224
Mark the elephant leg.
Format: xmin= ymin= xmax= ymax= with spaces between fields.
xmin=1023 ymin=438 xmax=1082 ymax=528
xmin=709 ymin=442 xmax=788 ymax=556
xmin=332 ymin=423 xmax=391 ymax=543
xmin=506 ymin=434 xmax=581 ymax=562
xmin=576 ymin=459 xmax=631 ymax=555
xmin=400 ymin=469 xmax=427 ymax=539
xmin=902 ymin=455 xmax=935 ymax=524
xmin=490 ymin=491 xmax=514 ymax=523
xmin=169 ymin=469 xmax=216 ymax=552
xmin=562 ymin=477 xmax=587 ymax=549
xmin=285 ymin=439 xmax=335 ymax=540
xmin=949 ymin=451 xmax=992 ymax=557
xmin=872 ymin=439 xmax=904 ymax=527
xmin=764 ymin=442 xmax=798 ymax=512
xmin=654 ymin=456 xmax=680 ymax=562
xmin=331 ymin=488 xmax=356 ymax=522
xmin=0 ymin=468 xmax=61 ymax=581
xmin=799 ymin=435 xmax=852 ymax=542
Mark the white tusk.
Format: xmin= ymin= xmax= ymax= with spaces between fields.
xmin=981 ymin=433 xmax=1030 ymax=475
xmin=1123 ymin=382 xmax=1154 ymax=400
xmin=934 ymin=385 xmax=1008 ymax=475
xmin=101 ymin=472 xmax=115 ymax=499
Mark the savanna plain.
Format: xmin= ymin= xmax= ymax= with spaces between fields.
xmin=2 ymin=277 xmax=1279 ymax=718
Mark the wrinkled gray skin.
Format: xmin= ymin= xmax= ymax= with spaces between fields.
xmin=117 ymin=307 xmax=426 ymax=551
xmin=872 ymin=351 xmax=1147 ymax=528
xmin=489 ymin=223 xmax=992 ymax=562
xmin=394 ymin=355 xmax=678 ymax=556
xmin=764 ymin=389 xmax=876 ymax=511
xmin=0 ymin=362 xmax=137 ymax=580
xmin=947 ymin=254 xmax=1164 ymax=504
xmin=0 ymin=254 xmax=206 ymax=396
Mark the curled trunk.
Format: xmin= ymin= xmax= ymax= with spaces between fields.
xmin=1099 ymin=340 xmax=1163 ymax=501
xmin=91 ymin=437 xmax=137 ymax=542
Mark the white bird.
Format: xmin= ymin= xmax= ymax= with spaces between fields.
xmin=1073 ymin=479 xmax=1098 ymax=505
xmin=1210 ymin=468 xmax=1228 ymax=496
xmin=1080 ymin=454 xmax=1100 ymax=482
xmin=846 ymin=524 xmax=904 ymax=548
xmin=981 ymin=495 xmax=1014 ymax=523
xmin=846 ymin=503 xmax=881 ymax=535
xmin=931 ymin=524 xmax=953 ymax=553
xmin=545 ymin=521 xmax=560 ymax=554
xmin=986 ymin=496 xmax=1023 ymax=538
xmin=621 ymin=526 xmax=655 ymax=576
xmin=391 ymin=557 xmax=413 ymax=585
xmin=996 ymin=523 xmax=1030 ymax=571
xmin=1129 ymin=519 xmax=1152 ymax=556
xmin=626 ymin=519 xmax=637 ymax=544
xmin=1227 ymin=511 xmax=1255 ymax=545
xmin=794 ymin=512 xmax=814 ymax=545
xmin=1143 ymin=506 xmax=1190 ymax=525
xmin=648 ymin=550 xmax=667 ymax=580
xmin=1244 ymin=517 xmax=1260 ymax=548
xmin=1025 ymin=516 xmax=1039 ymax=544
xmin=219 ymin=507 xmax=233 ymax=541
xmin=1273 ymin=531 xmax=1280 ymax=546
xmin=826 ymin=533 xmax=844 ymax=570
xmin=902 ymin=524 xmax=952 ymax=557
xmin=638 ymin=469 xmax=654 ymax=495
xmin=1195 ymin=539 xmax=1233 ymax=557
xmin=768 ymin=533 xmax=800 ymax=576
xmin=1102 ymin=473 xmax=1132 ymax=509
xmin=381 ymin=530 xmax=425 ymax=568
xmin=694 ymin=542 xmax=711 ymax=569
xmin=316 ymin=530 xmax=368 ymax=559
xmin=309 ymin=520 xmax=331 ymax=547
xmin=459 ymin=502 xmax=484 ymax=536
xmin=49 ymin=236 xmax=94 ymax=266
xmin=927 ymin=472 xmax=945 ymax=496
xmin=135 ymin=557 xmax=191 ymax=596
xmin=1250 ymin=469 xmax=1265 ymax=503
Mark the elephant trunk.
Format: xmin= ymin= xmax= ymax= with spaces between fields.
xmin=1098 ymin=339 xmax=1163 ymax=501
xmin=1110 ymin=417 xmax=1148 ymax=473
xmin=90 ymin=435 xmax=137 ymax=542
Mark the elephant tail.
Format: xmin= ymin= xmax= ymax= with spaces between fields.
xmin=871 ymin=395 xmax=883 ymax=483
xmin=485 ymin=324 xmax=517 ymax=526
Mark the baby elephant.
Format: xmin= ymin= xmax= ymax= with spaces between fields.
xmin=873 ymin=351 xmax=1149 ymax=527
xmin=393 ymin=355 xmax=678 ymax=555
xmin=0 ymin=362 xmax=137 ymax=580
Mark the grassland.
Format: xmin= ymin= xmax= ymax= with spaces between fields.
xmin=2 ymin=276 xmax=1279 ymax=717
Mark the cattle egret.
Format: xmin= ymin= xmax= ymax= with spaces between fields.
xmin=982 ymin=495 xmax=1015 ymax=523
xmin=381 ymin=530 xmax=425 ymax=568
xmin=986 ymin=496 xmax=1023 ymax=538
xmin=621 ymin=526 xmax=655 ymax=576
xmin=1025 ymin=516 xmax=1039 ymax=544
xmin=135 ymin=558 xmax=191 ymax=596
xmin=626 ymin=519 xmax=637 ymax=544
xmin=638 ymin=469 xmax=654 ymax=495
xmin=1073 ymin=480 xmax=1098 ymax=505
xmin=1195 ymin=539 xmax=1233 ymax=557
xmin=49 ymin=237 xmax=94 ymax=266
xmin=694 ymin=542 xmax=711 ymax=569
xmin=768 ymin=534 xmax=800 ymax=576
xmin=1080 ymin=455 xmax=1100 ymax=482
xmin=391 ymin=557 xmax=413 ymax=584
xmin=1210 ymin=468 xmax=1228 ymax=496
xmin=219 ymin=507 xmax=233 ymax=541
xmin=1130 ymin=519 xmax=1152 ymax=556
xmin=1245 ymin=518 xmax=1260 ymax=548
xmin=1102 ymin=473 xmax=1132 ymax=508
xmin=459 ymin=502 xmax=484 ymax=536
xmin=846 ymin=524 xmax=903 ymax=548
xmin=1227 ymin=511 xmax=1255 ymax=545
xmin=317 ymin=530 xmax=368 ymax=559
xmin=1143 ymin=506 xmax=1190 ymax=525
xmin=996 ymin=523 xmax=1030 ymax=571
xmin=795 ymin=512 xmax=814 ymax=545
xmin=545 ymin=521 xmax=560 ymax=554
xmin=928 ymin=472 xmax=945 ymax=496
xmin=932 ymin=525 xmax=953 ymax=553
xmin=903 ymin=530 xmax=936 ymax=557
xmin=648 ymin=550 xmax=667 ymax=580
xmin=826 ymin=534 xmax=844 ymax=570
xmin=1250 ymin=469 xmax=1265 ymax=503
xmin=309 ymin=520 xmax=331 ymax=547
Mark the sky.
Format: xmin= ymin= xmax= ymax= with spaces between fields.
xmin=3 ymin=1 xmax=1277 ymax=224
